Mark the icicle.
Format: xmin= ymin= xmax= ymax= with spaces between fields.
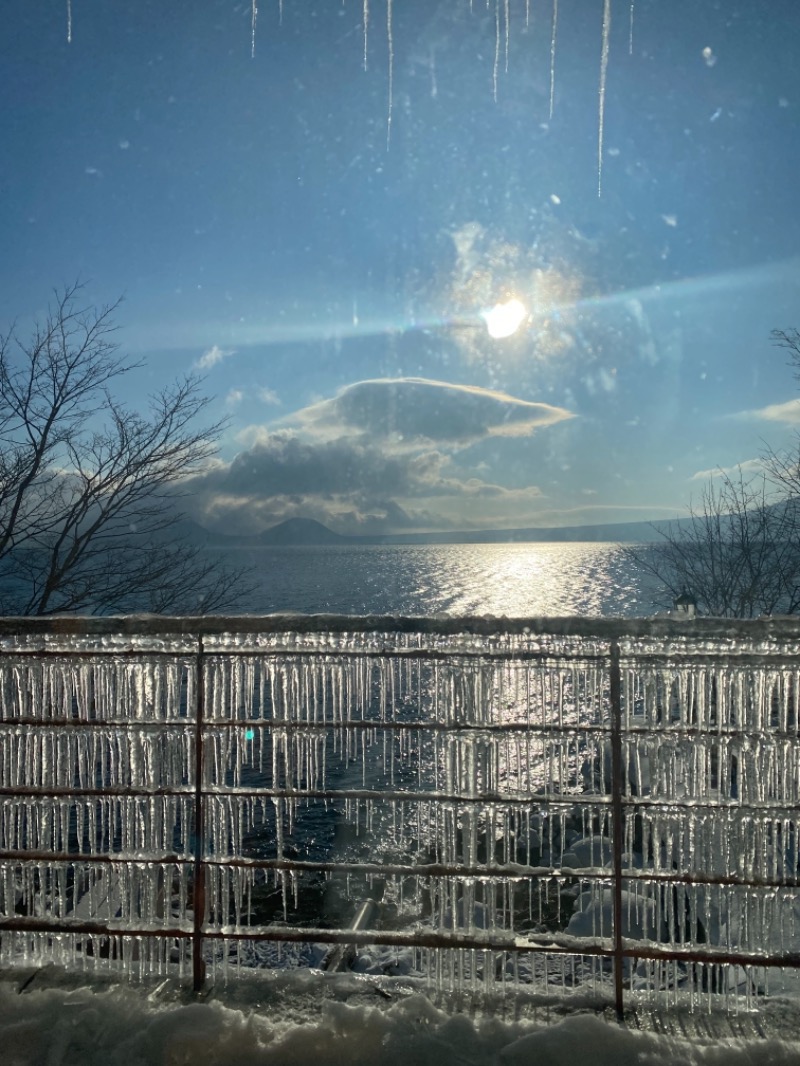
xmin=66 ymin=2 xmax=73 ymax=48
xmin=363 ymin=0 xmax=369 ymax=70
xmin=251 ymin=1 xmax=258 ymax=59
xmin=505 ymin=0 xmax=510 ymax=74
xmin=526 ymin=0 xmax=531 ymax=29
xmin=492 ymin=0 xmax=500 ymax=102
xmin=549 ymin=0 xmax=558 ymax=119
xmin=386 ymin=0 xmax=393 ymax=148
xmin=628 ymin=0 xmax=635 ymax=55
xmin=597 ymin=0 xmax=611 ymax=199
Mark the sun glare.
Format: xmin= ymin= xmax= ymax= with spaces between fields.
xmin=482 ymin=298 xmax=528 ymax=339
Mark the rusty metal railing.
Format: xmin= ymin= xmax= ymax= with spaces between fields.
xmin=2 ymin=614 xmax=800 ymax=1016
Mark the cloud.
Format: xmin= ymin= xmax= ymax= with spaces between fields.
xmin=194 ymin=344 xmax=236 ymax=371
xmin=257 ymin=387 xmax=281 ymax=406
xmin=182 ymin=377 xmax=575 ymax=536
xmin=190 ymin=431 xmax=506 ymax=501
xmin=736 ymin=399 xmax=800 ymax=424
xmin=689 ymin=458 xmax=765 ymax=482
xmin=287 ymin=378 xmax=573 ymax=448
xmin=183 ymin=429 xmax=550 ymax=535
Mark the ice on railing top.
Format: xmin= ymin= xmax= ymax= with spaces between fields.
xmin=200 ymin=627 xmax=610 ymax=659
xmin=0 ymin=630 xmax=198 ymax=656
xmin=618 ymin=631 xmax=800 ymax=662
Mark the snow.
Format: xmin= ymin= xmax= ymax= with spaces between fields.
xmin=566 ymin=887 xmax=659 ymax=943
xmin=6 ymin=969 xmax=800 ymax=1066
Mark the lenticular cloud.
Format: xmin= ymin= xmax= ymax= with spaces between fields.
xmin=291 ymin=377 xmax=574 ymax=447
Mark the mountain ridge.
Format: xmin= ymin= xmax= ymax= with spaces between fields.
xmin=191 ymin=516 xmax=674 ymax=547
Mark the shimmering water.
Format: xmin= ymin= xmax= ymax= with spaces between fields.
xmin=225 ymin=541 xmax=656 ymax=616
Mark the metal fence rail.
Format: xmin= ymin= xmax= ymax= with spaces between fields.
xmin=2 ymin=614 xmax=800 ymax=1016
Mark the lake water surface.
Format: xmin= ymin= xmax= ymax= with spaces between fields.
xmin=222 ymin=541 xmax=658 ymax=617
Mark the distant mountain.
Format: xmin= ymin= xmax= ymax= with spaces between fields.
xmin=361 ymin=520 xmax=670 ymax=545
xmin=149 ymin=516 xmax=347 ymax=548
xmin=183 ymin=516 xmax=674 ymax=547
xmin=141 ymin=517 xmax=235 ymax=547
xmin=259 ymin=517 xmax=348 ymax=545
xmin=253 ymin=517 xmax=671 ymax=545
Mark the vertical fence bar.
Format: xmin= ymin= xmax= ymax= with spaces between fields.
xmin=609 ymin=638 xmax=625 ymax=1019
xmin=192 ymin=635 xmax=207 ymax=992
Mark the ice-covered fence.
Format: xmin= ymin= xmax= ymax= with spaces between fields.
xmin=2 ymin=615 xmax=800 ymax=1015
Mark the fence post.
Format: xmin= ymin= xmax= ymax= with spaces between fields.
xmin=192 ymin=635 xmax=207 ymax=992
xmin=609 ymin=638 xmax=625 ymax=1020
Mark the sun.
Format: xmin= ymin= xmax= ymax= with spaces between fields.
xmin=482 ymin=298 xmax=528 ymax=339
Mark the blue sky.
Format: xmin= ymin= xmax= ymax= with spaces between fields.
xmin=2 ymin=0 xmax=799 ymax=535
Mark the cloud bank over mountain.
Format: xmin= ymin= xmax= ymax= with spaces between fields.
xmin=184 ymin=378 xmax=575 ymax=535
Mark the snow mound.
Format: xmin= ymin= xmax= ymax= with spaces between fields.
xmin=6 ymin=975 xmax=800 ymax=1066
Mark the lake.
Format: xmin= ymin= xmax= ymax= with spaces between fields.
xmin=220 ymin=541 xmax=659 ymax=617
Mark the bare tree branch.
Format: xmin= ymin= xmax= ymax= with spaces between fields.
xmin=627 ymin=466 xmax=800 ymax=618
xmin=625 ymin=329 xmax=800 ymax=618
xmin=0 ymin=285 xmax=255 ymax=615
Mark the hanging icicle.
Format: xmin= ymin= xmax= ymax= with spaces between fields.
xmin=66 ymin=0 xmax=72 ymax=43
xmin=251 ymin=0 xmax=258 ymax=58
xmin=629 ymin=0 xmax=635 ymax=55
xmin=549 ymin=0 xmax=558 ymax=120
xmin=598 ymin=0 xmax=611 ymax=197
xmin=493 ymin=0 xmax=500 ymax=103
xmin=386 ymin=0 xmax=394 ymax=148
xmin=505 ymin=0 xmax=511 ymax=74
xmin=363 ymin=0 xmax=369 ymax=70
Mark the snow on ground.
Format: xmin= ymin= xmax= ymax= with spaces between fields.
xmin=6 ymin=969 xmax=800 ymax=1066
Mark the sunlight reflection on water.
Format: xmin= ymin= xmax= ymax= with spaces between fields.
xmin=227 ymin=542 xmax=653 ymax=617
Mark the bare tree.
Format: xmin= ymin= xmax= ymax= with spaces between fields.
xmin=629 ymin=467 xmax=800 ymax=618
xmin=0 ymin=284 xmax=253 ymax=615
xmin=628 ymin=328 xmax=800 ymax=618
xmin=761 ymin=329 xmax=800 ymax=503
